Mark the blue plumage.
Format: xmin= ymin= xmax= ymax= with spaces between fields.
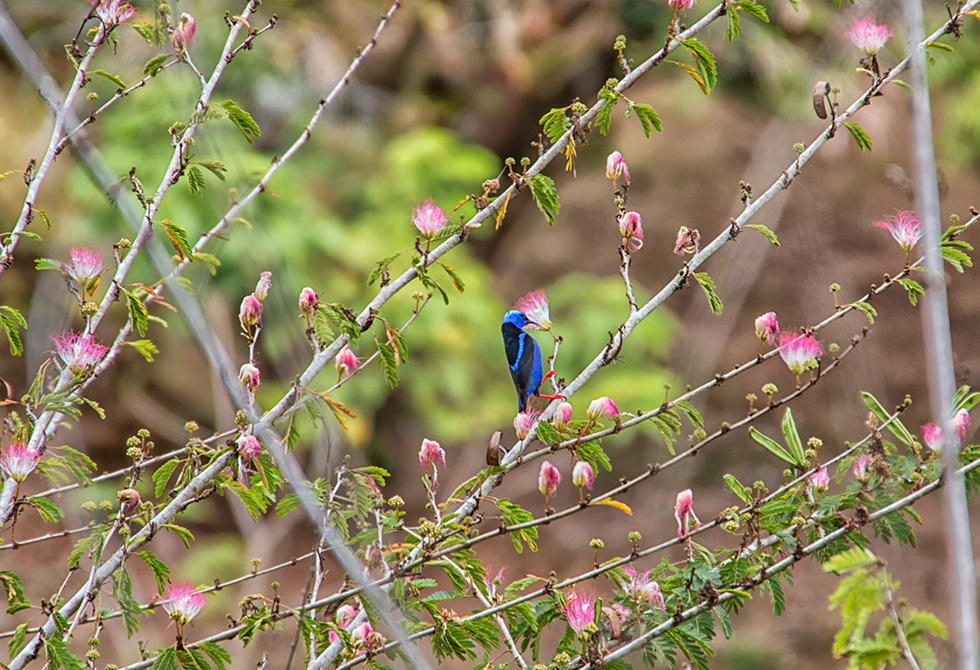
xmin=502 ymin=310 xmax=558 ymax=412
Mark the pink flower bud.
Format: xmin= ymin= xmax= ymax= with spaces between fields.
xmin=239 ymin=363 xmax=260 ymax=392
xmin=807 ymin=466 xmax=830 ymax=495
xmin=605 ymin=151 xmax=630 ymax=185
xmin=618 ymin=212 xmax=644 ymax=252
xmin=954 ymin=408 xmax=971 ymax=441
xmin=239 ymin=295 xmax=263 ymax=329
xmin=754 ymin=312 xmax=779 ymax=344
xmin=513 ymin=411 xmax=540 ymax=440
xmin=668 ymin=0 xmax=696 ymax=10
xmin=587 ymin=397 xmax=619 ymax=421
xmin=418 ymin=438 xmax=446 ymax=471
xmin=89 ymin=0 xmax=137 ymax=28
xmin=572 ymin=461 xmax=594 ymax=490
xmin=237 ymin=435 xmax=262 ymax=461
xmin=852 ymin=454 xmax=871 ymax=481
xmin=412 ymin=199 xmax=448 ymax=239
xmin=552 ymin=401 xmax=573 ymax=432
xmin=538 ymin=460 xmax=561 ymax=497
xmin=253 ymin=271 xmax=271 ymax=302
xmin=674 ymin=489 xmax=701 ymax=539
xmin=299 ymin=287 xmax=319 ymax=315
xmin=335 ymin=344 xmax=359 ymax=379
xmin=117 ymin=487 xmax=141 ymax=512
xmin=672 ymin=226 xmax=700 ymax=256
xmin=172 ymin=12 xmax=196 ymax=52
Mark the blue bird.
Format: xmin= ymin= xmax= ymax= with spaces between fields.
xmin=502 ymin=310 xmax=561 ymax=412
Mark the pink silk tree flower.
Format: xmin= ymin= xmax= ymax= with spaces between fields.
xmin=239 ymin=295 xmax=263 ymax=330
xmin=874 ymin=210 xmax=922 ymax=267
xmin=672 ymin=226 xmax=700 ymax=256
xmin=618 ymin=211 xmax=644 ymax=252
xmin=674 ymin=488 xmax=701 ymax=539
xmin=778 ymin=331 xmax=823 ymax=388
xmin=563 ymin=591 xmax=597 ymax=634
xmin=328 ymin=604 xmax=359 ymax=644
xmin=668 ymin=0 xmax=696 ymax=10
xmin=239 ymin=363 xmax=260 ymax=393
xmin=954 ymin=408 xmax=970 ymax=441
xmin=846 ymin=16 xmax=894 ymax=57
xmin=237 ymin=435 xmax=261 ymax=461
xmin=419 ymin=438 xmax=445 ymax=490
xmin=852 ymin=454 xmax=872 ymax=481
xmin=922 ymin=423 xmax=943 ymax=451
xmin=90 ymin=0 xmax=137 ymax=28
xmin=620 ymin=566 xmax=666 ymax=612
xmin=514 ymin=290 xmax=551 ymax=331
xmin=253 ymin=271 xmax=271 ymax=302
xmin=66 ymin=247 xmax=104 ymax=295
xmin=605 ymin=151 xmax=630 ymax=187
xmin=53 ymin=331 xmax=109 ymax=376
xmin=1 ymin=441 xmax=39 ymax=483
xmin=299 ymin=287 xmax=319 ymax=316
xmin=412 ymin=199 xmax=448 ymax=239
xmin=161 ymin=580 xmax=205 ymax=636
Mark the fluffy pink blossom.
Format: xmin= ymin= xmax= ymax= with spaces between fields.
xmin=299 ymin=287 xmax=318 ymax=315
xmin=620 ymin=566 xmax=666 ymax=612
xmin=253 ymin=271 xmax=271 ymax=302
xmin=755 ymin=312 xmax=779 ymax=345
xmin=53 ymin=331 xmax=108 ymax=375
xmin=605 ymin=151 xmax=630 ymax=186
xmin=66 ymin=247 xmax=104 ymax=294
xmin=412 ymin=199 xmax=448 ymax=239
xmin=668 ymin=0 xmax=696 ymax=10
xmin=239 ymin=295 xmax=262 ymax=329
xmin=162 ymin=580 xmax=205 ymax=627
xmin=875 ymin=210 xmax=923 ymax=252
xmin=587 ymin=396 xmax=619 ymax=421
xmin=335 ymin=344 xmax=359 ymax=380
xmin=572 ymin=461 xmax=594 ymax=490
xmin=172 ymin=12 xmax=196 ymax=53
xmin=1 ymin=441 xmax=39 ymax=483
xmin=852 ymin=454 xmax=871 ymax=481
xmin=239 ymin=363 xmax=260 ymax=393
xmin=808 ymin=466 xmax=830 ymax=495
xmin=329 ymin=604 xmax=359 ymax=644
xmin=672 ymin=226 xmax=700 ymax=256
xmin=514 ymin=290 xmax=551 ymax=331
xmin=552 ymin=401 xmax=573 ymax=432
xmin=922 ymin=423 xmax=943 ymax=451
xmin=778 ymin=331 xmax=823 ymax=386
xmin=674 ymin=489 xmax=701 ymax=539
xmin=618 ymin=211 xmax=644 ymax=252
xmin=846 ymin=16 xmax=893 ymax=57
xmin=350 ymin=621 xmax=384 ymax=652
xmin=563 ymin=591 xmax=597 ymax=634
xmin=483 ymin=565 xmax=506 ymax=599
xmin=513 ymin=411 xmax=540 ymax=440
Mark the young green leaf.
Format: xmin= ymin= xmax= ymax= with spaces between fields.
xmin=143 ymin=53 xmax=170 ymax=77
xmin=187 ymin=165 xmax=206 ymax=196
xmin=91 ymin=69 xmax=126 ymax=89
xmin=848 ymin=301 xmax=877 ymax=324
xmin=842 ymin=122 xmax=873 ymax=152
xmin=897 ymin=277 xmax=924 ymax=306
xmin=628 ymin=102 xmax=663 ymax=137
xmin=220 ymin=100 xmax=261 ymax=144
xmin=860 ymin=391 xmax=915 ymax=447
xmin=723 ymin=474 xmax=752 ymax=505
xmin=749 ymin=426 xmax=799 ymax=467
xmin=122 ymin=287 xmax=149 ymax=337
xmin=681 ymin=39 xmax=718 ymax=91
xmin=527 ymin=174 xmax=560 ymax=226
xmin=694 ymin=272 xmax=724 ymax=315
xmin=157 ymin=218 xmax=193 ymax=260
xmin=0 ymin=305 xmax=28 ymax=356
xmin=539 ymin=107 xmax=571 ymax=145
xmin=781 ymin=407 xmax=805 ymax=466
xmin=744 ymin=223 xmax=780 ymax=246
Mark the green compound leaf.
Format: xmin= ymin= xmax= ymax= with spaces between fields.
xmin=861 ymin=391 xmax=915 ymax=447
xmin=0 ymin=305 xmax=28 ymax=356
xmin=143 ymin=53 xmax=170 ymax=77
xmin=91 ymin=69 xmax=126 ymax=89
xmin=527 ymin=173 xmax=560 ymax=226
xmin=897 ymin=277 xmax=924 ymax=306
xmin=628 ymin=102 xmax=663 ymax=138
xmin=681 ymin=39 xmax=717 ymax=91
xmin=842 ymin=122 xmax=873 ymax=152
xmin=539 ymin=107 xmax=571 ymax=145
xmin=220 ymin=99 xmax=261 ymax=144
xmin=122 ymin=287 xmax=149 ymax=337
